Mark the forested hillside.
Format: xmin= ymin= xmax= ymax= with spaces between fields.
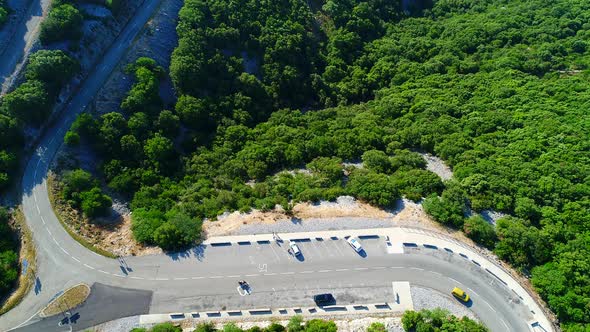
xmin=64 ymin=0 xmax=590 ymax=329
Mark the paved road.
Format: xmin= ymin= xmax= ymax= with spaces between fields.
xmin=0 ymin=0 xmax=554 ymax=331
xmin=0 ymin=0 xmax=51 ymax=94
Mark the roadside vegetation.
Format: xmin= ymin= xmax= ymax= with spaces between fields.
xmin=0 ymin=0 xmax=9 ymax=26
xmin=41 ymin=0 xmax=590 ymax=329
xmin=0 ymin=208 xmax=20 ymax=304
xmin=130 ymin=312 xmax=488 ymax=332
xmin=402 ymin=309 xmax=488 ymax=331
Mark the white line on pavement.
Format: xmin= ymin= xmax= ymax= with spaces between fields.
xmin=191 ymin=277 xmax=205 ymax=280
xmin=264 ymin=273 xmax=277 ymax=276
xmin=209 ymin=276 xmax=224 ymax=279
xmin=410 ymin=267 xmax=424 ymax=271
xmin=130 ymin=276 xmax=144 ymax=280
xmin=98 ymin=270 xmax=109 ymax=274
xmin=226 ymin=275 xmax=241 ymax=278
xmin=245 ymin=274 xmax=259 ymax=277
xmin=61 ymin=247 xmax=69 ymax=255
xmin=83 ymin=264 xmax=95 ymax=270
xmin=335 ymin=268 xmax=349 ymax=272
xmin=354 ymin=267 xmax=368 ymax=271
xmin=280 ymin=272 xmax=294 ymax=275
xmin=300 ymin=271 xmax=313 ymax=274
xmin=40 ymin=216 xmax=46 ymax=224
xmin=36 ymin=205 xmax=40 ymax=213
xmin=318 ymin=270 xmax=332 ymax=273
xmin=174 ymin=277 xmax=188 ymax=280
xmin=71 ymin=256 xmax=80 ymax=263
xmin=448 ymin=277 xmax=460 ymax=284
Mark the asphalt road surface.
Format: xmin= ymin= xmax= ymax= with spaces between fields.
xmin=0 ymin=0 xmax=52 ymax=94
xmin=0 ymin=0 xmax=551 ymax=331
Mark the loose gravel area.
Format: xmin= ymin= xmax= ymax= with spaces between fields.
xmin=421 ymin=153 xmax=453 ymax=181
xmin=234 ymin=217 xmax=396 ymax=235
xmin=410 ymin=285 xmax=477 ymax=321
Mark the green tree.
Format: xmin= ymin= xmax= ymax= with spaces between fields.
xmin=366 ymin=322 xmax=386 ymax=332
xmin=304 ymin=320 xmax=337 ymax=332
xmin=39 ymin=3 xmax=83 ymax=44
xmin=25 ymin=50 xmax=79 ymax=92
xmin=287 ymin=315 xmax=304 ymax=332
xmin=64 ymin=130 xmax=80 ymax=146
xmin=463 ymin=215 xmax=497 ymax=248
xmin=151 ymin=322 xmax=182 ymax=332
xmin=2 ymin=80 xmax=51 ymax=124
xmin=79 ymin=187 xmax=112 ymax=218
xmin=194 ymin=322 xmax=217 ymax=332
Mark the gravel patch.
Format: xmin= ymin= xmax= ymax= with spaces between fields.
xmin=410 ymin=286 xmax=478 ymax=321
xmin=234 ymin=217 xmax=395 ymax=235
xmin=421 ymin=153 xmax=453 ymax=181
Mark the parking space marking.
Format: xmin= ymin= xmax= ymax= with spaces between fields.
xmin=267 ymin=243 xmax=282 ymax=262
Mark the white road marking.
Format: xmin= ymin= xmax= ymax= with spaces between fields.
xmin=113 ymin=274 xmax=126 ymax=278
xmin=191 ymin=277 xmax=205 ymax=280
xmin=373 ymin=266 xmax=386 ymax=270
xmin=209 ymin=276 xmax=224 ymax=279
xmin=226 ymin=275 xmax=241 ymax=278
xmin=267 ymin=242 xmax=282 ymax=262
xmin=467 ymin=287 xmax=479 ymax=297
xmin=245 ymin=274 xmax=259 ymax=277
xmin=300 ymin=271 xmax=313 ymax=274
xmin=318 ymin=270 xmax=332 ymax=273
xmin=130 ymin=276 xmax=144 ymax=280
xmin=500 ymin=319 xmax=509 ymax=330
xmin=335 ymin=268 xmax=349 ymax=272
xmin=264 ymin=273 xmax=277 ymax=276
xmin=34 ymin=194 xmax=37 ymax=202
xmin=410 ymin=267 xmax=424 ymax=271
xmin=390 ymin=266 xmax=403 ymax=269
xmin=354 ymin=267 xmax=368 ymax=271
xmin=448 ymin=277 xmax=460 ymax=284
xmin=83 ymin=264 xmax=95 ymax=270
xmin=36 ymin=205 xmax=40 ymax=213
xmin=40 ymin=216 xmax=46 ymax=224
xmin=430 ymin=271 xmax=442 ymax=276
xmin=155 ymin=278 xmax=169 ymax=281
xmin=61 ymin=247 xmax=69 ymax=255
xmin=98 ymin=270 xmax=109 ymax=274
xmin=71 ymin=256 xmax=80 ymax=263
xmin=280 ymin=272 xmax=294 ymax=275
xmin=174 ymin=277 xmax=188 ymax=280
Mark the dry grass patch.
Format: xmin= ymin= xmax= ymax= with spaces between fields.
xmin=41 ymin=283 xmax=90 ymax=317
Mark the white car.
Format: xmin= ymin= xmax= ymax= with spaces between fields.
xmin=290 ymin=241 xmax=302 ymax=256
xmin=347 ymin=237 xmax=363 ymax=252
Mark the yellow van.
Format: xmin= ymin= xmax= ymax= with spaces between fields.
xmin=451 ymin=287 xmax=470 ymax=302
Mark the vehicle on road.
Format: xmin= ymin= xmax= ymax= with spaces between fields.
xmin=313 ymin=293 xmax=336 ymax=306
xmin=290 ymin=241 xmax=301 ymax=256
xmin=451 ymin=287 xmax=470 ymax=302
xmin=347 ymin=237 xmax=363 ymax=252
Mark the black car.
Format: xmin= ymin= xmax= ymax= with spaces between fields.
xmin=313 ymin=293 xmax=336 ymax=306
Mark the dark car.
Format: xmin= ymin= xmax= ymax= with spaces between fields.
xmin=313 ymin=293 xmax=335 ymax=306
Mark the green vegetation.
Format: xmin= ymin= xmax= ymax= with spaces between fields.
xmin=39 ymin=0 xmax=83 ymax=44
xmin=61 ymin=169 xmax=112 ymax=218
xmin=0 ymin=50 xmax=78 ymax=190
xmin=0 ymin=208 xmax=18 ymax=298
xmin=402 ymin=308 xmax=488 ymax=332
xmin=68 ymin=0 xmax=589 ymax=329
xmin=0 ymin=0 xmax=9 ymax=26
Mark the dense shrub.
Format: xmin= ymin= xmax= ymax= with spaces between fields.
xmin=39 ymin=2 xmax=83 ymax=44
xmin=0 ymin=208 xmax=18 ymax=296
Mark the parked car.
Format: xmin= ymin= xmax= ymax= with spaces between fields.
xmin=346 ymin=237 xmax=363 ymax=252
xmin=451 ymin=287 xmax=470 ymax=302
xmin=290 ymin=241 xmax=301 ymax=256
xmin=313 ymin=293 xmax=335 ymax=306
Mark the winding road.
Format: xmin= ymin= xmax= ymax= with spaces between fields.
xmin=0 ymin=0 xmax=554 ymax=331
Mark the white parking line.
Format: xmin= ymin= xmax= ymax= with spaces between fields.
xmin=354 ymin=267 xmax=368 ymax=271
